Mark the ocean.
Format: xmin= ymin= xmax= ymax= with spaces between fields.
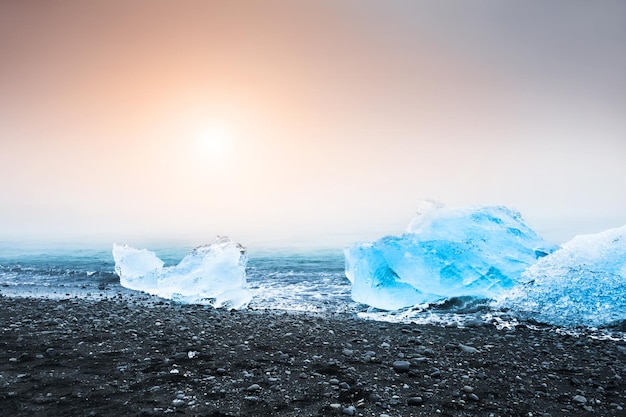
xmin=0 ymin=243 xmax=486 ymax=320
xmin=1 ymin=243 xmax=624 ymax=340
xmin=0 ymin=244 xmax=354 ymax=312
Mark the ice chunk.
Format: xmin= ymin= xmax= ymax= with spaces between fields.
xmin=497 ymin=225 xmax=626 ymax=327
xmin=112 ymin=237 xmax=252 ymax=309
xmin=112 ymin=245 xmax=164 ymax=289
xmin=344 ymin=204 xmax=556 ymax=310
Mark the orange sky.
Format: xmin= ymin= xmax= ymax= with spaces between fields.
xmin=1 ymin=1 xmax=625 ymax=247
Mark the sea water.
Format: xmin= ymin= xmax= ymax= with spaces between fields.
xmin=0 ymin=244 xmax=353 ymax=313
xmin=1 ymin=243 xmax=624 ymax=340
xmin=0 ymin=244 xmax=484 ymax=319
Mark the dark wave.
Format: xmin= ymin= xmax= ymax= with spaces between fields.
xmin=0 ymin=264 xmax=119 ymax=284
xmin=428 ymin=296 xmax=493 ymax=313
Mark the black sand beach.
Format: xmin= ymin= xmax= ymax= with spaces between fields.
xmin=1 ymin=295 xmax=624 ymax=416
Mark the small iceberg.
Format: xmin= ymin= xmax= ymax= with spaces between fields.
xmin=497 ymin=225 xmax=626 ymax=327
xmin=344 ymin=202 xmax=556 ymax=310
xmin=112 ymin=236 xmax=252 ymax=309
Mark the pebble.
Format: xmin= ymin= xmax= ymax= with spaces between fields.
xmin=4 ymin=295 xmax=626 ymax=417
xmin=407 ymin=396 xmax=424 ymax=405
xmin=466 ymin=319 xmax=484 ymax=328
xmin=342 ymin=349 xmax=354 ymax=356
xmin=171 ymin=399 xmax=185 ymax=407
xmin=458 ymin=343 xmax=479 ymax=353
xmin=392 ymin=360 xmax=411 ymax=373
xmin=342 ymin=405 xmax=356 ymax=416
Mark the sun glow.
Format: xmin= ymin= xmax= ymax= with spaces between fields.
xmin=194 ymin=126 xmax=232 ymax=156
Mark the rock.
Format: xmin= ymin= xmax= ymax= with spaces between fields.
xmin=3 ymin=291 xmax=626 ymax=417
xmin=407 ymin=396 xmax=423 ymax=405
xmin=392 ymin=360 xmax=411 ymax=373
xmin=171 ymin=399 xmax=186 ymax=407
xmin=342 ymin=349 xmax=354 ymax=356
xmin=465 ymin=319 xmax=484 ymax=328
xmin=369 ymin=393 xmax=382 ymax=402
xmin=342 ymin=405 xmax=357 ymax=416
xmin=458 ymin=343 xmax=479 ymax=353
xmin=573 ymin=395 xmax=587 ymax=404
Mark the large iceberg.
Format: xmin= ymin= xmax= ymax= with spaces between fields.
xmin=497 ymin=225 xmax=626 ymax=327
xmin=112 ymin=236 xmax=252 ymax=309
xmin=344 ymin=203 xmax=556 ymax=310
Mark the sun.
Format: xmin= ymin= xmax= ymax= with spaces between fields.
xmin=194 ymin=127 xmax=232 ymax=156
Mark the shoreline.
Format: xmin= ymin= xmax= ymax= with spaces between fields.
xmin=1 ymin=295 xmax=625 ymax=416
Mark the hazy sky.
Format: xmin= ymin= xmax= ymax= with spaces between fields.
xmin=1 ymin=1 xmax=625 ymax=247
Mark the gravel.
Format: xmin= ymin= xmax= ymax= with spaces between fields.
xmin=0 ymin=294 xmax=625 ymax=416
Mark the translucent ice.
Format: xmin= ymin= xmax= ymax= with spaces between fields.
xmin=344 ymin=204 xmax=556 ymax=310
xmin=498 ymin=225 xmax=626 ymax=327
xmin=112 ymin=237 xmax=252 ymax=309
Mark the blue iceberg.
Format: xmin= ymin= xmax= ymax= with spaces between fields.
xmin=498 ymin=225 xmax=626 ymax=327
xmin=344 ymin=203 xmax=556 ymax=310
xmin=112 ymin=236 xmax=252 ymax=309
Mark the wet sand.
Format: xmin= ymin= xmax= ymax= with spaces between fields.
xmin=1 ymin=294 xmax=625 ymax=416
